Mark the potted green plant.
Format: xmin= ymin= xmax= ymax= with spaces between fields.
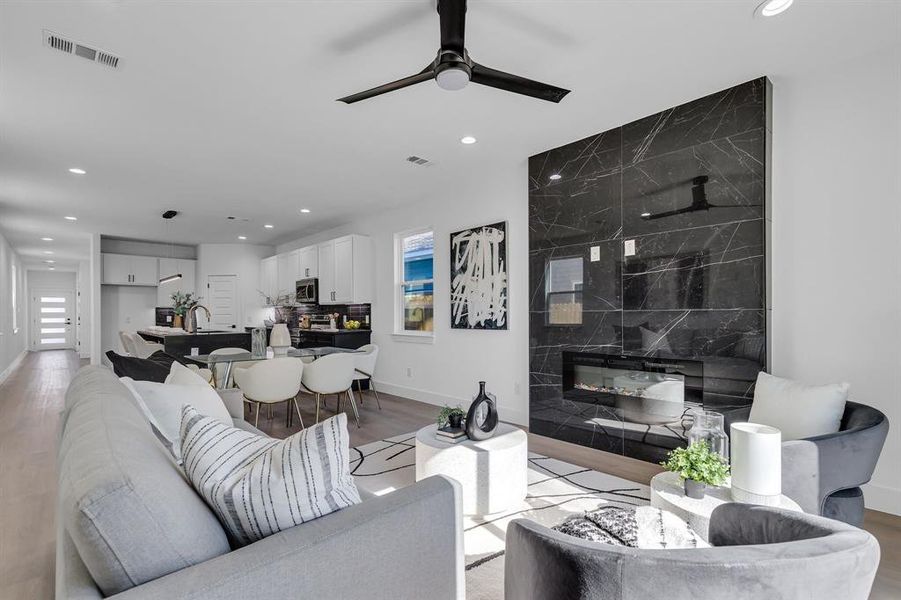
xmin=661 ymin=440 xmax=730 ymax=499
xmin=437 ymin=405 xmax=466 ymax=429
xmin=170 ymin=291 xmax=199 ymax=328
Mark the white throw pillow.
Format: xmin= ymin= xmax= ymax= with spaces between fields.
xmin=123 ymin=378 xmax=233 ymax=460
xmin=180 ymin=407 xmax=361 ymax=546
xmin=165 ymin=360 xmax=210 ymax=386
xmin=749 ymin=372 xmax=849 ymax=441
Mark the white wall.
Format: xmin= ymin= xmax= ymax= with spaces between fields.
xmin=197 ymin=244 xmax=274 ymax=329
xmin=100 ymin=285 xmax=158 ymax=358
xmin=77 ymin=260 xmax=92 ymax=359
xmin=278 ymin=170 xmax=531 ymax=425
xmin=771 ymin=48 xmax=901 ymax=514
xmin=0 ymin=230 xmax=27 ymax=381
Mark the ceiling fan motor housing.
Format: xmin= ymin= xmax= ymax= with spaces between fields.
xmin=435 ymin=51 xmax=471 ymax=90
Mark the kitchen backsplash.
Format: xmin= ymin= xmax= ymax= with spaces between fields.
xmin=277 ymin=303 xmax=371 ymax=328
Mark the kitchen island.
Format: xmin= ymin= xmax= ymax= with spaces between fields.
xmin=137 ymin=329 xmax=251 ymax=357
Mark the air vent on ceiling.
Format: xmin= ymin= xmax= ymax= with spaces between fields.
xmin=406 ymin=155 xmax=433 ymax=167
xmin=43 ymin=30 xmax=121 ymax=70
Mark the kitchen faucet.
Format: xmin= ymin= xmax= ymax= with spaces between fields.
xmin=185 ymin=304 xmax=211 ymax=334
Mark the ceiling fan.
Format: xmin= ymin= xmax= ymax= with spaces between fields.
xmin=640 ymin=176 xmax=756 ymax=220
xmin=337 ymin=0 xmax=570 ymax=104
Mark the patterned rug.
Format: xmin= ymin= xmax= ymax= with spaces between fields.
xmin=351 ymin=432 xmax=651 ymax=600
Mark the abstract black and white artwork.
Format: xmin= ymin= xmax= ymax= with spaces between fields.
xmin=450 ymin=221 xmax=508 ymax=330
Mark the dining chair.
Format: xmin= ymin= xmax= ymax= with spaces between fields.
xmin=129 ymin=333 xmax=164 ymax=359
xmin=208 ymin=347 xmax=250 ymax=388
xmin=118 ymin=331 xmax=136 ymax=356
xmin=301 ymin=353 xmax=360 ymax=427
xmin=234 ymin=357 xmax=305 ymax=429
xmin=353 ymin=344 xmax=381 ymax=410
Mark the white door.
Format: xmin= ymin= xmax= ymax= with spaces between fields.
xmin=32 ymin=291 xmax=75 ymax=350
xmin=333 ymin=236 xmax=354 ymax=302
xmin=318 ymin=241 xmax=335 ymax=304
xmin=205 ymin=275 xmax=238 ymax=330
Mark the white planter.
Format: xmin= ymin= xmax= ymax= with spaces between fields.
xmin=730 ymin=422 xmax=782 ymax=506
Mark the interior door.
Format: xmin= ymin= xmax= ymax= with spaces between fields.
xmin=205 ymin=275 xmax=238 ymax=330
xmin=32 ymin=291 xmax=75 ymax=350
xmin=318 ymin=241 xmax=335 ymax=304
xmin=333 ymin=236 xmax=354 ymax=302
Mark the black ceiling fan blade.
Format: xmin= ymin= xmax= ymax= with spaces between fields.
xmin=470 ymin=63 xmax=570 ymax=103
xmin=337 ymin=68 xmax=435 ymax=104
xmin=438 ymin=0 xmax=466 ymax=53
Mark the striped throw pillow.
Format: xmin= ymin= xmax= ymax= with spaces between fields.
xmin=179 ymin=405 xmax=361 ymax=546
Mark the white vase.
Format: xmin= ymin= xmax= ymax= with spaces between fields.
xmin=270 ymin=323 xmax=291 ymax=356
xmin=730 ymin=422 xmax=782 ymax=506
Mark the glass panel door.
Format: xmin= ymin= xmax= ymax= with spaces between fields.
xmin=32 ymin=291 xmax=75 ymax=350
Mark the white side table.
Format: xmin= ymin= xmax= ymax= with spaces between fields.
xmin=415 ymin=423 xmax=528 ymax=516
xmin=650 ymin=471 xmax=803 ymax=541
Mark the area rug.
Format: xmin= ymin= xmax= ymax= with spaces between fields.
xmin=351 ymin=433 xmax=650 ymax=600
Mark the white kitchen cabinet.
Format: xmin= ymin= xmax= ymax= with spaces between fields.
xmin=102 ymin=253 xmax=159 ymax=286
xmin=318 ymin=235 xmax=372 ymax=305
xmin=276 ymin=250 xmax=300 ymax=299
xmin=298 ymin=245 xmax=318 ymax=279
xmin=260 ymin=256 xmax=278 ymax=302
xmin=156 ymin=258 xmax=196 ymax=306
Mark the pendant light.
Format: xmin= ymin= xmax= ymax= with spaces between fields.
xmin=159 ymin=210 xmax=183 ymax=284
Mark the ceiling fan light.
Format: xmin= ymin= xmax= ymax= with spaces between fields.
xmin=756 ymin=0 xmax=793 ymax=17
xmin=436 ymin=66 xmax=470 ymax=91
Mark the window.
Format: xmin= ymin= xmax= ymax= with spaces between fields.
xmin=396 ymin=229 xmax=434 ymax=335
xmin=546 ymin=256 xmax=583 ymax=325
xmin=10 ymin=264 xmax=17 ymax=332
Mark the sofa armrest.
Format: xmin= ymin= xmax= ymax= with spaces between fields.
xmin=110 ymin=476 xmax=464 ymax=600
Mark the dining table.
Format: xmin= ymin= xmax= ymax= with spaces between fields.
xmin=184 ymin=346 xmax=363 ymax=390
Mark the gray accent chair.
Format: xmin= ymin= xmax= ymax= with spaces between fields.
xmin=726 ymin=400 xmax=888 ymax=526
xmin=505 ymin=503 xmax=880 ymax=600
xmin=57 ymin=366 xmax=465 ymax=599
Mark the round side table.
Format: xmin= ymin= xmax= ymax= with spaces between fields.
xmin=415 ymin=423 xmax=528 ymax=516
xmin=650 ymin=471 xmax=802 ymax=541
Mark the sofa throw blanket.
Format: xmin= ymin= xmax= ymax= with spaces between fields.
xmin=553 ymin=505 xmax=709 ymax=549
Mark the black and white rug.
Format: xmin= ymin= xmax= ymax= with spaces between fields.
xmin=351 ymin=433 xmax=651 ymax=600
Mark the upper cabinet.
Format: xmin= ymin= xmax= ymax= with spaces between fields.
xmin=260 ymin=255 xmax=278 ymax=302
xmin=298 ymin=245 xmax=318 ymax=279
xmin=318 ymin=234 xmax=372 ymax=305
xmin=276 ymin=250 xmax=300 ymax=298
xmin=156 ymin=258 xmax=197 ymax=307
xmin=102 ymin=253 xmax=159 ymax=286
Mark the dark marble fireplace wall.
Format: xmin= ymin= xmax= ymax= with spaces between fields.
xmin=528 ymin=78 xmax=772 ymax=463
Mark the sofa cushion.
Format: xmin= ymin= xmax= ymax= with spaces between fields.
xmin=58 ymin=366 xmax=231 ymax=596
xmin=749 ymin=371 xmax=849 ymax=440
xmin=181 ymin=406 xmax=361 ymax=546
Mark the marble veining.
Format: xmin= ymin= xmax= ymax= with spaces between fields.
xmin=528 ymin=78 xmax=770 ymax=464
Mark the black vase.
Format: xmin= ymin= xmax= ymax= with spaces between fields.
xmin=465 ymin=381 xmax=499 ymax=441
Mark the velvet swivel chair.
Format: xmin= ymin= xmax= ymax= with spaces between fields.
xmin=727 ymin=401 xmax=889 ymax=527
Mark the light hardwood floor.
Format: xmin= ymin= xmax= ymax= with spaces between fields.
xmin=0 ymin=350 xmax=898 ymax=599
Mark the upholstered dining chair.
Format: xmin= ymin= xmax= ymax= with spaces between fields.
xmin=352 ymin=344 xmax=381 ymax=410
xmin=118 ymin=331 xmax=136 ymax=356
xmin=301 ymin=353 xmax=359 ymax=427
xmin=233 ymin=357 xmax=305 ymax=429
xmin=127 ymin=333 xmax=164 ymax=359
xmin=208 ymin=347 xmax=249 ymax=389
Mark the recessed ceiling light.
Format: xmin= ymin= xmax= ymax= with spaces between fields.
xmin=44 ymin=251 xmax=53 ymax=255
xmin=41 ymin=237 xmax=53 ymax=241
xmin=64 ymin=216 xmax=78 ymax=221
xmin=68 ymin=168 xmax=86 ymax=175
xmin=549 ymin=173 xmax=562 ymax=181
xmin=755 ymin=0 xmax=793 ymax=17
xmin=238 ymin=235 xmax=247 ymax=240
xmin=460 ymin=136 xmax=477 ymax=145
xmin=49 ymin=267 xmax=55 ymax=270
xmin=300 ymin=208 xmax=311 ymax=214
xmin=264 ymin=224 xmax=274 ymax=229
xmin=45 ymin=260 xmax=55 ymax=264
xmin=641 ymin=212 xmax=652 ymax=217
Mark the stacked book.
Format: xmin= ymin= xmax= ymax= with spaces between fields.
xmin=436 ymin=426 xmax=468 ymax=444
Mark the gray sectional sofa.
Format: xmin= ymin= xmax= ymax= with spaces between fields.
xmin=56 ymin=366 xmax=465 ymax=599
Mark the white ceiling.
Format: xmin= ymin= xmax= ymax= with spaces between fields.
xmin=1 ymin=1 xmax=899 ymax=270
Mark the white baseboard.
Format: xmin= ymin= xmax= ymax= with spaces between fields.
xmin=863 ymin=481 xmax=901 ymax=516
xmin=0 ymin=350 xmax=27 ymax=386
xmin=373 ymin=380 xmax=529 ymax=427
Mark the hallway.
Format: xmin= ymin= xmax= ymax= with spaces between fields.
xmin=0 ymin=350 xmax=83 ymax=599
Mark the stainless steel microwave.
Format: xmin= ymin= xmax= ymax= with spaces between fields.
xmin=296 ymin=278 xmax=318 ymax=304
